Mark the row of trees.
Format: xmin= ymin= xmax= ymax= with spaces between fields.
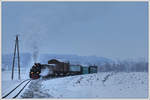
xmin=98 ymin=60 xmax=148 ymax=72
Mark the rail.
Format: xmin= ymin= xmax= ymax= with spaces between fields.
xmin=2 ymin=79 xmax=31 ymax=99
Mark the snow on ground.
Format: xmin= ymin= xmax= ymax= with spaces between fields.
xmin=2 ymin=69 xmax=30 ymax=97
xmin=20 ymin=79 xmax=52 ymax=98
xmin=21 ymin=72 xmax=148 ymax=98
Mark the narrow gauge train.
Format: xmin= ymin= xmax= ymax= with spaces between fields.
xmin=29 ymin=59 xmax=98 ymax=79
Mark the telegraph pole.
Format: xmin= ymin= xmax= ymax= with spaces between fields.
xmin=11 ymin=39 xmax=17 ymax=80
xmin=16 ymin=36 xmax=21 ymax=80
xmin=11 ymin=35 xmax=21 ymax=80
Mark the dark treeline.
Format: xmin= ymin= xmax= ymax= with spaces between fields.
xmin=98 ymin=60 xmax=148 ymax=72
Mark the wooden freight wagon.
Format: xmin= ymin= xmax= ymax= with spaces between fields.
xmin=48 ymin=59 xmax=69 ymax=76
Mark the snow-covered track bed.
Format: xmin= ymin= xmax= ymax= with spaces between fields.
xmin=2 ymin=79 xmax=31 ymax=99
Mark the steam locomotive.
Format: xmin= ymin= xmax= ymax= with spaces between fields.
xmin=29 ymin=59 xmax=98 ymax=79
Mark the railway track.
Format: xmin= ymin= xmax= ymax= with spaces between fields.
xmin=2 ymin=79 xmax=31 ymax=99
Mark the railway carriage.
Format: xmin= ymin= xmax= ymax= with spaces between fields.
xmin=89 ymin=65 xmax=98 ymax=73
xmin=69 ymin=65 xmax=82 ymax=75
xmin=82 ymin=66 xmax=90 ymax=74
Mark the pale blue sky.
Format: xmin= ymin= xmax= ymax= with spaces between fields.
xmin=2 ymin=2 xmax=148 ymax=60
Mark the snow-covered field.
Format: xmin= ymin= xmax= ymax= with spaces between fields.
xmin=20 ymin=72 xmax=148 ymax=98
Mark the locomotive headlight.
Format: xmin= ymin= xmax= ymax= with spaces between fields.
xmin=31 ymin=72 xmax=34 ymax=74
xmin=37 ymin=72 xmax=39 ymax=74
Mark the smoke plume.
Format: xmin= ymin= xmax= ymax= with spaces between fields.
xmin=32 ymin=44 xmax=39 ymax=63
xmin=20 ymin=16 xmax=48 ymax=63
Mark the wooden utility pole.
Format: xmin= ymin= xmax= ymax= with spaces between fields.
xmin=11 ymin=35 xmax=21 ymax=80
xmin=11 ymin=39 xmax=17 ymax=80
